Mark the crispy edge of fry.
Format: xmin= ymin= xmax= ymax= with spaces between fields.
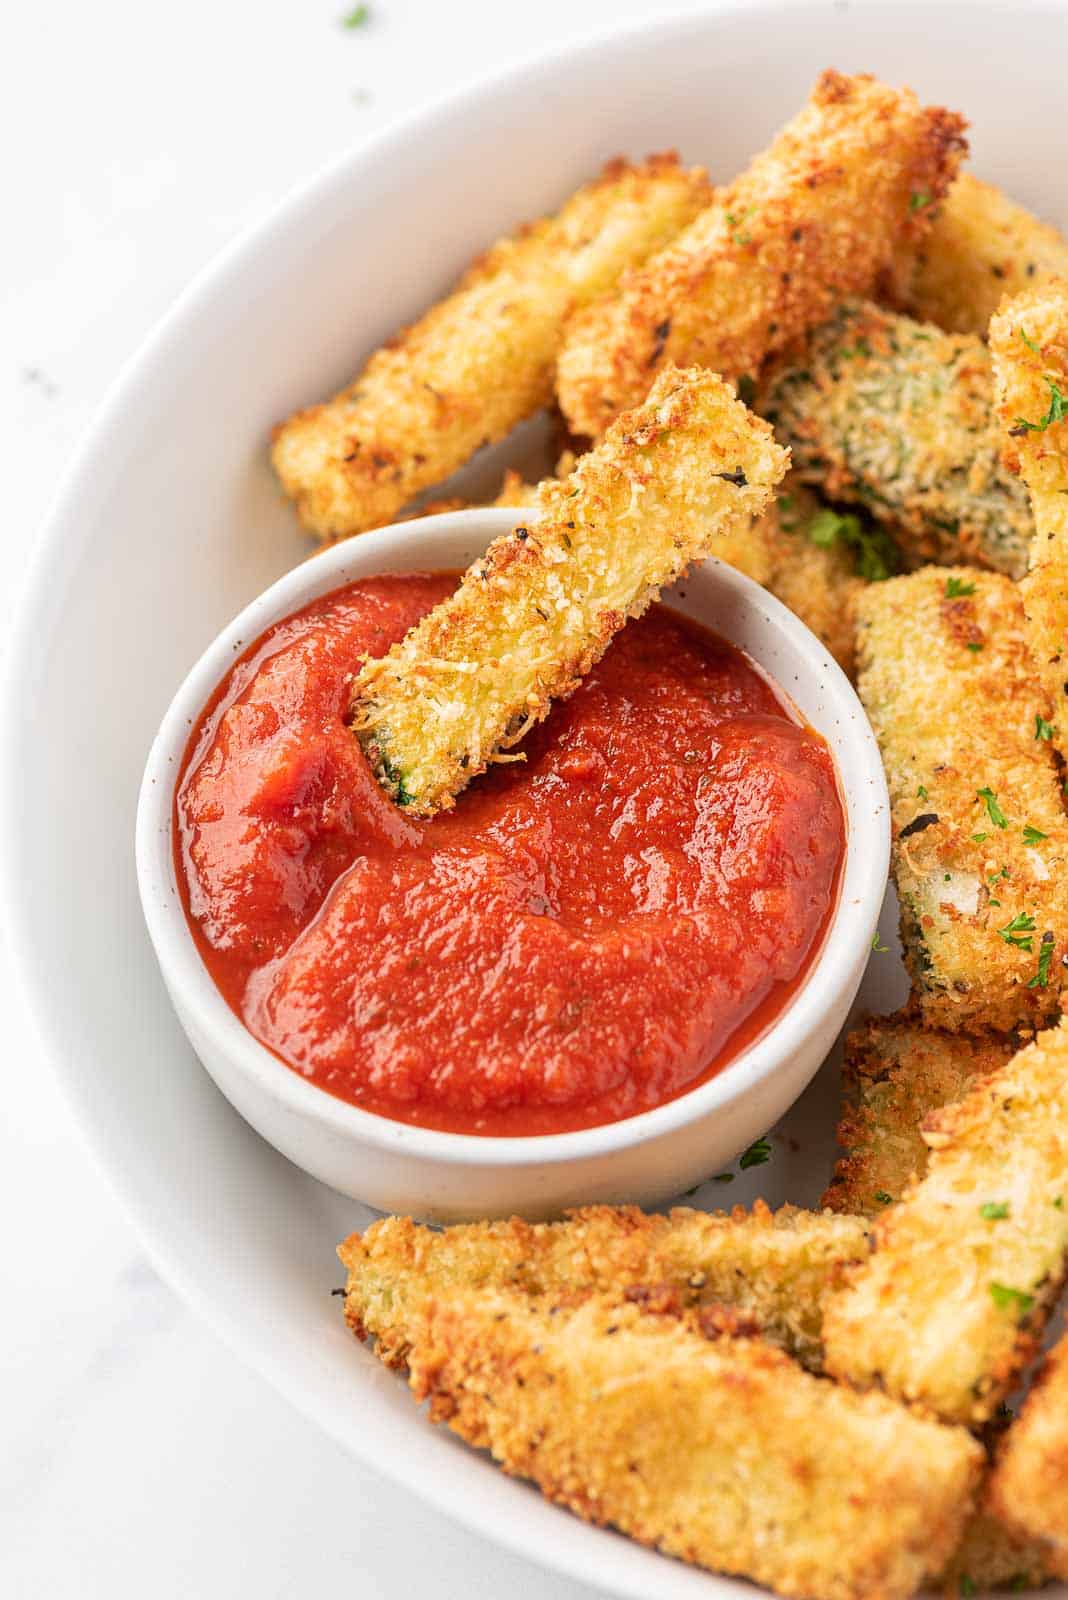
xmin=990 ymin=282 xmax=1068 ymax=742
xmin=270 ymin=153 xmax=711 ymax=540
xmin=821 ymin=1016 xmax=1017 ymax=1217
xmin=399 ymin=1288 xmax=982 ymax=1600
xmin=853 ymin=567 xmax=1068 ymax=1031
xmin=349 ymin=365 xmax=787 ymax=815
xmin=823 ymin=1018 xmax=1068 ymax=1425
xmin=337 ymin=1200 xmax=871 ymax=1373
xmin=888 ymin=173 xmax=1068 ymax=336
xmin=988 ymin=1334 xmax=1068 ymax=1565
xmin=555 ymin=69 xmax=967 ymax=439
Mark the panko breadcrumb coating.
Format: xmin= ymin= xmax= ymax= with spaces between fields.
xmin=350 ymin=366 xmax=788 ymax=815
xmin=555 ymin=70 xmax=966 ymax=439
xmin=760 ymin=300 xmax=1032 ymax=575
xmin=938 ymin=1508 xmax=1058 ymax=1595
xmin=854 ymin=568 xmax=1068 ymax=1031
xmin=821 ymin=1016 xmax=1015 ymax=1216
xmin=990 ymin=283 xmax=1068 ymax=747
xmin=337 ymin=1201 xmax=870 ymax=1372
xmin=399 ymin=1288 xmax=981 ymax=1600
xmin=824 ymin=1018 xmax=1068 ymax=1426
xmin=988 ymin=1335 xmax=1068 ymax=1568
xmin=889 ymin=173 xmax=1068 ymax=336
xmin=270 ymin=154 xmax=711 ymax=540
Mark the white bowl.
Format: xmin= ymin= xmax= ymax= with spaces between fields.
xmin=7 ymin=2 xmax=1064 ymax=1592
xmin=136 ymin=506 xmax=888 ymax=1221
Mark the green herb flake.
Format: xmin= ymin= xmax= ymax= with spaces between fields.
xmin=971 ymin=832 xmax=989 ymax=844
xmin=871 ymin=931 xmax=890 ymax=953
xmin=1014 ymin=376 xmax=1068 ymax=434
xmin=1028 ymin=932 xmax=1055 ymax=990
xmin=874 ymin=1190 xmax=894 ymax=1206
xmin=917 ymin=784 xmax=928 ymax=800
xmin=711 ymin=1172 xmax=735 ymax=1184
xmin=965 ymin=641 xmax=983 ymax=652
xmin=1020 ymin=327 xmax=1041 ymax=356
xmin=977 ymin=787 xmax=1009 ymax=829
xmin=909 ymin=190 xmax=933 ymax=212
xmin=806 ymin=507 xmax=898 ymax=582
xmin=959 ymin=1577 xmax=977 ymax=1597
xmin=999 ymin=911 xmax=1036 ymax=951
xmin=945 ymin=576 xmax=976 ymax=598
xmin=1055 ymin=1195 xmax=1064 ymax=1209
xmin=1023 ymin=824 xmax=1048 ymax=844
xmin=341 ymin=2 xmax=371 ymax=24
xmin=980 ymin=1201 xmax=1010 ymax=1220
xmin=739 ymin=1137 xmax=772 ymax=1171
xmin=989 ymin=1282 xmax=1035 ymax=1315
xmin=1035 ymin=714 xmax=1056 ymax=741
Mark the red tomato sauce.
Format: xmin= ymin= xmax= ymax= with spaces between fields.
xmin=175 ymin=574 xmax=845 ymax=1136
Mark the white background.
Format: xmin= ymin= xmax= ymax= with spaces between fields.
xmin=1 ymin=2 xmax=739 ymax=1596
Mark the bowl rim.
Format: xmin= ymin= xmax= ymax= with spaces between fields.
xmin=136 ymin=505 xmax=889 ymax=1167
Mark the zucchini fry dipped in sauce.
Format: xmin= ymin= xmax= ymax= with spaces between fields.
xmin=824 ymin=1017 xmax=1068 ymax=1426
xmin=351 ymin=366 xmax=788 ymax=816
xmin=398 ymin=1289 xmax=981 ymax=1600
xmin=854 ymin=568 xmax=1068 ymax=1031
xmin=338 ymin=1202 xmax=870 ymax=1374
xmin=989 ymin=1334 xmax=1068 ymax=1570
xmin=821 ymin=1017 xmax=1015 ymax=1217
xmin=555 ymin=70 xmax=966 ymax=439
xmin=990 ymin=283 xmax=1068 ymax=734
xmin=760 ymin=300 xmax=1033 ymax=576
xmin=271 ymin=154 xmax=711 ymax=540
xmin=890 ymin=173 xmax=1068 ymax=336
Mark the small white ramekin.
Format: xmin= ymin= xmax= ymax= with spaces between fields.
xmin=136 ymin=507 xmax=889 ymax=1221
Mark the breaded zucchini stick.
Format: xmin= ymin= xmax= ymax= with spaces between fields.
xmin=555 ymin=70 xmax=966 ymax=439
xmin=990 ymin=283 xmax=1068 ymax=734
xmin=821 ymin=1017 xmax=1015 ymax=1216
xmin=989 ymin=1335 xmax=1068 ymax=1566
xmin=824 ymin=1019 xmax=1068 ymax=1425
xmin=338 ymin=1201 xmax=870 ymax=1372
xmin=401 ymin=1289 xmax=982 ymax=1600
xmin=351 ymin=366 xmax=788 ymax=815
xmin=760 ymin=300 xmax=1033 ymax=576
xmin=890 ymin=173 xmax=1068 ymax=336
xmin=855 ymin=569 xmax=1068 ymax=1031
xmin=939 ymin=1508 xmax=1058 ymax=1595
xmin=271 ymin=154 xmax=711 ymax=540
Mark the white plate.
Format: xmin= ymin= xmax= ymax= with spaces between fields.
xmin=4 ymin=3 xmax=1064 ymax=1594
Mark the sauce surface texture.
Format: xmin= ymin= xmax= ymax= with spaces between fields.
xmin=176 ymin=574 xmax=845 ymax=1136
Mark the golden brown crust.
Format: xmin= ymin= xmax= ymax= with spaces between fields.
xmin=555 ymin=70 xmax=967 ymax=438
xmin=396 ymin=1289 xmax=982 ymax=1600
xmin=350 ymin=365 xmax=787 ymax=814
xmin=338 ymin=1201 xmax=870 ymax=1373
xmin=989 ymin=283 xmax=1068 ymax=744
xmin=821 ymin=1016 xmax=1016 ymax=1216
xmin=823 ymin=1019 xmax=1068 ymax=1425
xmin=854 ymin=568 xmax=1068 ymax=1031
xmin=889 ymin=173 xmax=1068 ymax=336
xmin=270 ymin=154 xmax=711 ymax=540
xmin=988 ymin=1334 xmax=1068 ymax=1561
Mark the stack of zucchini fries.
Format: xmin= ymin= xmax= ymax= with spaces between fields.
xmin=271 ymin=67 xmax=1068 ymax=1600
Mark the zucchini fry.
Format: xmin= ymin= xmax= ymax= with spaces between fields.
xmin=338 ymin=1201 xmax=871 ymax=1372
xmin=270 ymin=154 xmax=711 ymax=540
xmin=889 ymin=173 xmax=1068 ymax=336
xmin=824 ymin=1018 xmax=1068 ymax=1426
xmin=990 ymin=283 xmax=1068 ymax=737
xmin=555 ymin=70 xmax=966 ymax=439
xmin=939 ymin=1508 xmax=1058 ymax=1595
xmin=401 ymin=1289 xmax=982 ymax=1600
xmin=760 ymin=300 xmax=1032 ymax=576
xmin=989 ymin=1335 xmax=1068 ymax=1566
xmin=821 ymin=1017 xmax=1015 ymax=1217
xmin=855 ymin=568 xmax=1068 ymax=1031
xmin=350 ymin=366 xmax=788 ymax=815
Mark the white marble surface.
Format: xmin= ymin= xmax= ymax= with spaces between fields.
xmin=2 ymin=2 xmax=738 ymax=1595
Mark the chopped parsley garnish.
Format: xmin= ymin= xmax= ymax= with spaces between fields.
xmin=971 ymin=831 xmax=988 ymax=844
xmin=917 ymin=783 xmax=928 ymax=800
xmin=980 ymin=1201 xmax=1010 ymax=1220
xmin=874 ymin=1190 xmax=894 ymax=1206
xmin=1020 ymin=327 xmax=1041 ymax=356
xmin=806 ymin=507 xmax=898 ymax=582
xmin=989 ymin=1282 xmax=1035 ymax=1315
xmin=909 ymin=190 xmax=932 ymax=212
xmin=945 ymin=576 xmax=976 ymax=598
xmin=999 ymin=911 xmax=1036 ymax=950
xmin=739 ymin=1137 xmax=772 ymax=1170
xmin=965 ymin=641 xmax=983 ymax=652
xmin=1055 ymin=1195 xmax=1064 ymax=1209
xmin=977 ymin=787 xmax=1009 ymax=829
xmin=341 ymin=2 xmax=371 ymax=24
xmin=871 ymin=931 xmax=889 ymax=953
xmin=959 ymin=1577 xmax=976 ymax=1597
xmin=1036 ymin=714 xmax=1056 ymax=741
xmin=711 ymin=1171 xmax=735 ymax=1184
xmin=1014 ymin=375 xmax=1068 ymax=433
xmin=1028 ymin=932 xmax=1055 ymax=990
xmin=1023 ymin=824 xmax=1048 ymax=844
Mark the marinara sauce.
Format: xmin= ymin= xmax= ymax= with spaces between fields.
xmin=176 ymin=574 xmax=845 ymax=1136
